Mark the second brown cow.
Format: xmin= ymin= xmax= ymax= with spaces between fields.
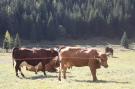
xmin=58 ymin=47 xmax=108 ymax=81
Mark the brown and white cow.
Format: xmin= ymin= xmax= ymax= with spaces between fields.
xmin=12 ymin=47 xmax=59 ymax=78
xmin=58 ymin=47 xmax=108 ymax=81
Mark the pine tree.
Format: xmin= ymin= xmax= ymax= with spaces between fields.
xmin=10 ymin=36 xmax=14 ymax=49
xmin=14 ymin=33 xmax=21 ymax=48
xmin=120 ymin=31 xmax=129 ymax=49
xmin=3 ymin=30 xmax=11 ymax=52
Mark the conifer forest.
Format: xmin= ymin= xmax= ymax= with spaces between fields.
xmin=0 ymin=0 xmax=135 ymax=41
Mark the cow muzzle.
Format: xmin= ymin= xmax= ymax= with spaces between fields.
xmin=103 ymin=64 xmax=108 ymax=68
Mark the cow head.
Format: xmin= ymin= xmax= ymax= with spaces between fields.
xmin=98 ymin=54 xmax=108 ymax=68
xmin=50 ymin=48 xmax=60 ymax=68
xmin=50 ymin=56 xmax=60 ymax=67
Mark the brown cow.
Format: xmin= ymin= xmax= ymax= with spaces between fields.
xmin=12 ymin=47 xmax=59 ymax=78
xmin=58 ymin=47 xmax=108 ymax=81
xmin=105 ymin=47 xmax=113 ymax=57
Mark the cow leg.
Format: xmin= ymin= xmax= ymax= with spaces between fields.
xmin=111 ymin=52 xmax=113 ymax=57
xmin=43 ymin=67 xmax=47 ymax=77
xmin=58 ymin=61 xmax=62 ymax=81
xmin=35 ymin=71 xmax=38 ymax=74
xmin=34 ymin=66 xmax=38 ymax=74
xmin=15 ymin=61 xmax=25 ymax=78
xmin=42 ymin=62 xmax=47 ymax=77
xmin=15 ymin=64 xmax=19 ymax=77
xmin=89 ymin=67 xmax=97 ymax=81
xmin=62 ymin=67 xmax=67 ymax=79
xmin=15 ymin=61 xmax=22 ymax=77
xmin=18 ymin=67 xmax=25 ymax=77
xmin=89 ymin=59 xmax=98 ymax=81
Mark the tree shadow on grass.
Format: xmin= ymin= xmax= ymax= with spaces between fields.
xmin=74 ymin=79 xmax=129 ymax=84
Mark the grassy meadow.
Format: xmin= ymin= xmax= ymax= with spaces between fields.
xmin=0 ymin=46 xmax=135 ymax=89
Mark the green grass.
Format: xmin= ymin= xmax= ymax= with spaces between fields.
xmin=0 ymin=48 xmax=135 ymax=89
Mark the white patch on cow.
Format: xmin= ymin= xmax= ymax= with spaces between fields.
xmin=35 ymin=62 xmax=42 ymax=69
xmin=20 ymin=61 xmax=28 ymax=67
xmin=63 ymin=47 xmax=70 ymax=51
xmin=20 ymin=47 xmax=25 ymax=50
xmin=32 ymin=48 xmax=37 ymax=53
xmin=83 ymin=50 xmax=90 ymax=54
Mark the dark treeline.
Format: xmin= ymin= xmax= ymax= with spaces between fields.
xmin=0 ymin=0 xmax=135 ymax=41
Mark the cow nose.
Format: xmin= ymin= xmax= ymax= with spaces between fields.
xmin=104 ymin=65 xmax=108 ymax=68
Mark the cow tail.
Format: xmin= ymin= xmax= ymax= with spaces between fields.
xmin=12 ymin=48 xmax=15 ymax=68
xmin=58 ymin=53 xmax=62 ymax=81
xmin=12 ymin=57 xmax=15 ymax=68
xmin=12 ymin=47 xmax=18 ymax=68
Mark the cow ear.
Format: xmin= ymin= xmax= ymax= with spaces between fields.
xmin=106 ymin=53 xmax=110 ymax=57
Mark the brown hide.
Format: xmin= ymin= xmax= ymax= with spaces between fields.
xmin=60 ymin=47 xmax=99 ymax=67
xmin=58 ymin=47 xmax=108 ymax=81
xmin=12 ymin=48 xmax=58 ymax=61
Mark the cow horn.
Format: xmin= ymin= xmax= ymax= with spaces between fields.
xmin=50 ymin=48 xmax=54 ymax=53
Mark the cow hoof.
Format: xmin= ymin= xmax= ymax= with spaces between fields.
xmin=43 ymin=74 xmax=47 ymax=77
xmin=16 ymin=75 xmax=19 ymax=77
xmin=21 ymin=74 xmax=25 ymax=78
xmin=93 ymin=79 xmax=98 ymax=82
xmin=58 ymin=78 xmax=61 ymax=81
xmin=63 ymin=76 xmax=66 ymax=79
xmin=43 ymin=72 xmax=47 ymax=77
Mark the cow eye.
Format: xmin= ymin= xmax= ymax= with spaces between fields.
xmin=101 ymin=59 xmax=105 ymax=62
